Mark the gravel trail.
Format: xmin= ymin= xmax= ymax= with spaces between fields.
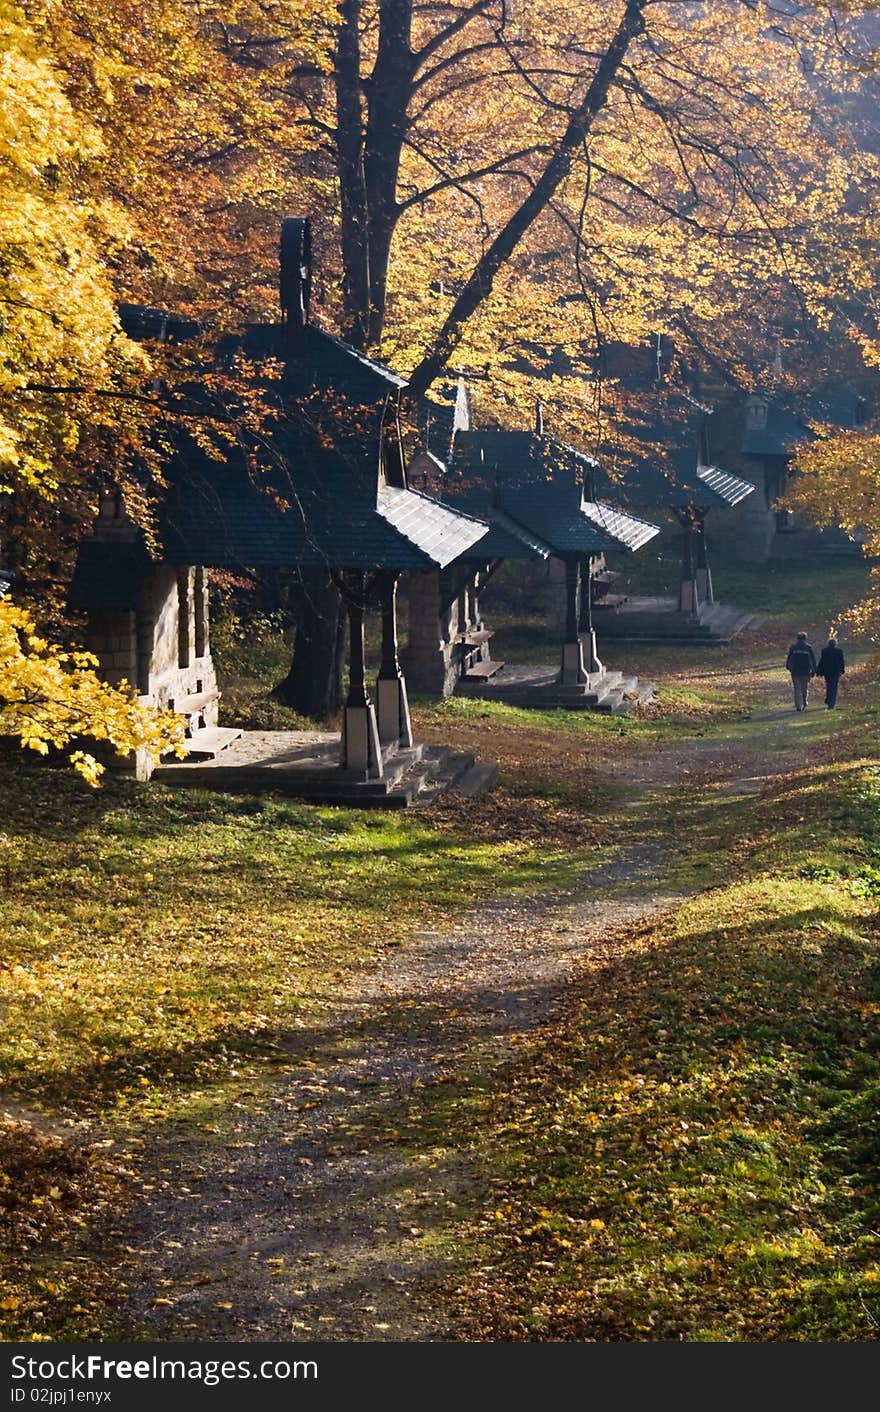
xmin=118 ymin=699 xmax=821 ymax=1341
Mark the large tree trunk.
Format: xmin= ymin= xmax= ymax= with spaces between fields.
xmin=363 ymin=0 xmax=414 ymax=342
xmin=336 ymin=0 xmax=372 ymax=346
xmin=273 ymin=570 xmax=346 ymax=718
xmin=289 ymin=0 xmax=644 ymax=712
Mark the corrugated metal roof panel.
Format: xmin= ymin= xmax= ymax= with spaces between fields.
xmin=581 ymin=501 xmax=662 ymax=551
xmin=695 ymin=465 xmax=755 ymax=507
xmin=376 ymin=486 xmax=489 ymax=569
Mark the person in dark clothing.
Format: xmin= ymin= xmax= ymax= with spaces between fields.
xmin=815 ymin=635 xmax=845 ymax=709
xmin=785 ymin=631 xmax=817 ymax=711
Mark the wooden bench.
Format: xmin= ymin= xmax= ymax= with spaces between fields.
xmin=170 ymin=689 xmax=220 ymax=716
xmin=179 ymin=725 xmax=242 ymax=757
xmin=462 ymin=658 xmax=505 ymax=680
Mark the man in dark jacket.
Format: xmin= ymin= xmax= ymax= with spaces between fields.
xmin=785 ymin=631 xmax=817 ymax=711
xmin=816 ymin=635 xmax=846 ymax=709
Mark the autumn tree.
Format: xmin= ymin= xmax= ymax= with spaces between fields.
xmin=787 ymin=427 xmax=880 ymax=638
xmin=269 ymin=0 xmax=876 ymax=713
xmin=0 ymin=1 xmax=196 ymax=773
xmin=0 ymin=600 xmax=184 ymax=783
xmin=4 ymin=0 xmax=876 ymax=721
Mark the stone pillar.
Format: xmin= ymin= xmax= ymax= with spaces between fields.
xmin=734 ymin=461 xmax=775 ymax=563
xmin=176 ymin=568 xmax=193 ymax=668
xmin=341 ymin=578 xmax=383 ymax=778
xmin=559 ymin=558 xmax=587 ymax=684
xmin=376 ymin=573 xmax=413 ymax=749
xmin=545 ymin=555 xmax=567 ymax=638
xmin=194 ymin=566 xmax=209 ymax=658
xmin=401 ymin=569 xmax=460 ymax=696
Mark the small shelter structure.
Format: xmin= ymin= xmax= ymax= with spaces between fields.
xmin=449 ymin=421 xmax=659 ymax=687
xmin=736 ymin=382 xmax=866 ymax=562
xmin=69 ymin=219 xmax=491 ymax=800
xmin=591 ymin=341 xmax=757 ymax=642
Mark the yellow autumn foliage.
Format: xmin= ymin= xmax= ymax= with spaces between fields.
xmin=788 ymin=428 xmax=880 ymax=638
xmin=0 ymin=600 xmax=184 ymax=783
xmin=0 ymin=0 xmax=145 ymax=496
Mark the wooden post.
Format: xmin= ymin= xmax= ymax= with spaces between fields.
xmin=340 ymin=572 xmax=383 ymax=777
xmin=376 ymin=572 xmax=413 ymax=749
xmin=559 ymin=557 xmax=587 ymax=684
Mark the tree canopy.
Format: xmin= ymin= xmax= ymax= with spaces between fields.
xmin=1 ymin=0 xmax=879 ymax=744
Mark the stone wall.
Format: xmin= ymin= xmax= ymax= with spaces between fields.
xmin=87 ymin=565 xmax=218 ymax=725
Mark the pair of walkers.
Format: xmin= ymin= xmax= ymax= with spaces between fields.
xmin=785 ymin=631 xmax=845 ymax=711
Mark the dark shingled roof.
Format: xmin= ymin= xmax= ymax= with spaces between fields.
xmin=68 ymin=303 xmax=489 ymax=588
xmin=102 ymin=309 xmax=488 ymax=574
xmin=740 ymin=400 xmax=805 ymax=458
xmin=500 ymin=480 xmax=659 ymax=555
xmin=448 ymin=428 xmax=659 ymax=557
xmin=160 ymin=434 xmax=488 ymax=573
xmin=67 ymin=539 xmax=151 ymax=611
xmin=433 ymin=479 xmax=553 ymax=562
xmin=596 ymin=391 xmax=755 ymax=510
xmin=740 ymin=384 xmax=866 ymax=459
xmin=218 ymin=322 xmax=406 ymax=404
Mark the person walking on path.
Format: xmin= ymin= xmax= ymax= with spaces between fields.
xmin=785 ymin=631 xmax=817 ymax=711
xmin=815 ymin=635 xmax=846 ymax=709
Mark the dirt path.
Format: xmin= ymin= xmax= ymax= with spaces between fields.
xmin=118 ymin=689 xmax=838 ymax=1341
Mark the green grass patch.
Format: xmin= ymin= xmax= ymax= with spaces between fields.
xmin=0 ymin=761 xmax=589 ymax=1123
xmin=450 ymin=746 xmax=880 ymax=1340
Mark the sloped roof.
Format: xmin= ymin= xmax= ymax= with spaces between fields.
xmin=448 ymin=426 xmax=659 ymax=556
xmin=580 ymin=501 xmax=663 ymax=551
xmin=740 ymin=401 xmax=805 ymax=458
xmin=375 ymin=485 xmax=488 ymax=568
xmin=108 ymin=306 xmax=486 ymax=574
xmin=160 ymin=431 xmax=487 ymax=573
xmin=67 ymin=539 xmax=151 ymax=611
xmin=436 ymin=479 xmax=553 ymax=562
xmin=741 ymin=383 xmax=865 ymax=459
xmin=499 ymin=481 xmax=659 ymax=555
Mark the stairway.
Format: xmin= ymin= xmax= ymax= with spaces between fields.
xmin=457 ymin=665 xmax=655 ymax=715
xmin=594 ymin=596 xmax=761 ymax=645
xmin=153 ymin=734 xmax=498 ymax=809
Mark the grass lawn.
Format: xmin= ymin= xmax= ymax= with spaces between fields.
xmin=1 ymin=556 xmax=878 ymax=1340
xmin=441 ymin=698 xmax=880 ymax=1340
xmin=0 ymin=751 xmax=596 ymax=1338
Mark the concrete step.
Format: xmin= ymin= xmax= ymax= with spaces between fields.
xmin=478 ymin=669 xmax=624 ymax=704
xmin=410 ymin=747 xmax=498 ymax=803
xmin=152 ymin=734 xmax=496 ymax=810
xmin=452 ymin=760 xmax=500 ymax=797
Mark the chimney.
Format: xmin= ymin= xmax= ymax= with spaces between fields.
xmin=453 ymin=376 xmax=472 ymax=435
xmin=535 ymin=400 xmax=544 ymax=435
xmin=279 ymin=217 xmax=312 ymax=346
